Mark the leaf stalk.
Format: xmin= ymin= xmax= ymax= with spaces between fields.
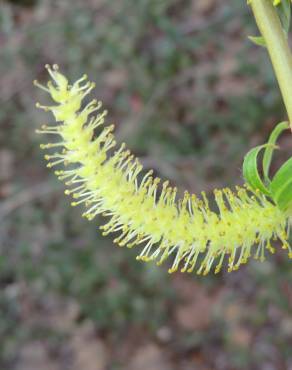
xmin=250 ymin=0 xmax=292 ymax=128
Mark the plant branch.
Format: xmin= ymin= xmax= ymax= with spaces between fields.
xmin=250 ymin=0 xmax=292 ymax=128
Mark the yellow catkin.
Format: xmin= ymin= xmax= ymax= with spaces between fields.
xmin=35 ymin=65 xmax=291 ymax=275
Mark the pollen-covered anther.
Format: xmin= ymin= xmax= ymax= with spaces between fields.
xmin=36 ymin=102 xmax=49 ymax=112
xmin=33 ymin=80 xmax=50 ymax=92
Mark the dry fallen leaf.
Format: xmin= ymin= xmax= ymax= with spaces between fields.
xmin=70 ymin=322 xmax=108 ymax=370
xmin=173 ymin=278 xmax=217 ymax=331
xmin=229 ymin=325 xmax=252 ymax=348
xmin=16 ymin=342 xmax=59 ymax=370
xmin=192 ymin=0 xmax=217 ymax=15
xmin=128 ymin=344 xmax=173 ymax=370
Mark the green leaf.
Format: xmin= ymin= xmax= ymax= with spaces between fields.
xmin=262 ymin=121 xmax=289 ymax=184
xmin=248 ymin=35 xmax=266 ymax=47
xmin=243 ymin=144 xmax=272 ymax=196
xmin=270 ymin=157 xmax=292 ymax=212
xmin=277 ymin=0 xmax=291 ymax=34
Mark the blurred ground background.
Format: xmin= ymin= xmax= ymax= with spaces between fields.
xmin=0 ymin=0 xmax=291 ymax=369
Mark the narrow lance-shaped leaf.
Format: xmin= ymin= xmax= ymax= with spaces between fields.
xmin=262 ymin=121 xmax=289 ymax=184
xmin=270 ymin=157 xmax=292 ymax=212
xmin=243 ymin=144 xmax=274 ymax=196
xmin=248 ymin=35 xmax=266 ymax=47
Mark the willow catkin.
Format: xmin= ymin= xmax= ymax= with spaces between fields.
xmin=34 ymin=65 xmax=291 ymax=275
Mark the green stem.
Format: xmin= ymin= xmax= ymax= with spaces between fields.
xmin=250 ymin=0 xmax=292 ymax=127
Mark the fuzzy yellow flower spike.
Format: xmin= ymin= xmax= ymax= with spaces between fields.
xmin=35 ymin=65 xmax=291 ymax=275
